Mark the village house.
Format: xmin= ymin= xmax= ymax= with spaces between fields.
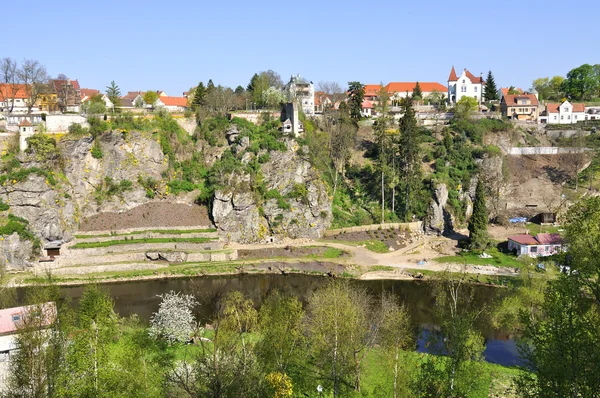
xmin=498 ymin=87 xmax=523 ymax=102
xmin=0 ymin=302 xmax=57 ymax=389
xmin=500 ymin=93 xmax=540 ymax=121
xmin=364 ymin=84 xmax=382 ymax=102
xmin=314 ymin=92 xmax=332 ymax=113
xmin=119 ymin=91 xmax=145 ymax=110
xmin=154 ymin=96 xmax=188 ymax=112
xmin=385 ymin=82 xmax=448 ymax=105
xmin=447 ymin=67 xmax=485 ymax=104
xmin=285 ymin=74 xmax=315 ymax=116
xmin=507 ymin=233 xmax=564 ymax=257
xmin=80 ymin=89 xmax=114 ymax=111
xmin=0 ymin=84 xmax=35 ymax=114
xmin=52 ymin=79 xmax=81 ymax=113
xmin=539 ymin=101 xmax=586 ymax=124
xmin=361 ymin=100 xmax=374 ymax=117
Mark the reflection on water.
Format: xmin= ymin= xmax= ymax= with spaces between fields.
xmin=16 ymin=274 xmax=520 ymax=366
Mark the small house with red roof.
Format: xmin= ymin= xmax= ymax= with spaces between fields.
xmin=447 ymin=67 xmax=485 ymax=104
xmin=155 ymin=96 xmax=189 ymax=112
xmin=539 ymin=101 xmax=586 ymax=124
xmin=501 ymin=93 xmax=540 ymax=121
xmin=385 ymin=82 xmax=448 ymax=103
xmin=0 ymin=302 xmax=57 ymax=355
xmin=507 ymin=233 xmax=563 ymax=257
xmin=361 ymin=100 xmax=374 ymax=117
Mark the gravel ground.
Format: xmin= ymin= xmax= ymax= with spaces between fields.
xmin=79 ymin=202 xmax=213 ymax=231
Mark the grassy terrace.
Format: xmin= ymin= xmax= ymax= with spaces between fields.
xmin=70 ymin=237 xmax=218 ymax=249
xmin=320 ymin=239 xmax=390 ymax=253
xmin=435 ymin=247 xmax=527 ymax=268
xmin=74 ymin=228 xmax=217 ymax=239
xmin=524 ymin=223 xmax=563 ymax=235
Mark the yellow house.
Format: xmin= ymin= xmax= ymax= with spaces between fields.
xmin=36 ymin=92 xmax=59 ymax=112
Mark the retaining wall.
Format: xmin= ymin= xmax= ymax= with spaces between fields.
xmin=507 ymin=147 xmax=592 ymax=155
xmin=324 ymin=221 xmax=423 ymax=237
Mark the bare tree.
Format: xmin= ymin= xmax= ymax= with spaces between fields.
xmin=18 ymin=59 xmax=48 ymax=113
xmin=1 ymin=57 xmax=22 ymax=113
xmin=317 ymin=81 xmax=346 ymax=105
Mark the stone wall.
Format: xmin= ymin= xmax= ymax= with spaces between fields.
xmin=45 ymin=114 xmax=88 ymax=132
xmin=324 ymin=222 xmax=423 ymax=237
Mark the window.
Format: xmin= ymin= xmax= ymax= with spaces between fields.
xmin=554 ymin=115 xmax=557 ymax=120
xmin=462 ymin=80 xmax=465 ymax=83
xmin=531 ymin=246 xmax=538 ymax=253
xmin=12 ymin=314 xmax=20 ymax=322
xmin=574 ymin=115 xmax=577 ymax=120
xmin=474 ymin=87 xmax=477 ymax=92
xmin=568 ymin=115 xmax=570 ymax=119
xmin=561 ymin=115 xmax=564 ymax=120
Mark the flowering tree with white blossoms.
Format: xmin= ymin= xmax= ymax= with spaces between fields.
xmin=149 ymin=291 xmax=198 ymax=343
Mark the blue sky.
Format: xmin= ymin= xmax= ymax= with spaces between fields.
xmin=3 ymin=0 xmax=598 ymax=95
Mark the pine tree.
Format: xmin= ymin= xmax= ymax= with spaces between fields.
xmin=484 ymin=71 xmax=499 ymax=101
xmin=468 ymin=179 xmax=489 ymax=249
xmin=235 ymin=85 xmax=245 ymax=95
xmin=347 ymin=81 xmax=365 ymax=120
xmin=192 ymin=82 xmax=206 ymax=110
xmin=247 ymin=73 xmax=259 ymax=93
xmin=105 ymin=81 xmax=121 ymax=112
xmin=412 ymin=82 xmax=423 ymax=99
xmin=398 ymin=97 xmax=423 ymax=220
xmin=207 ymin=79 xmax=215 ymax=93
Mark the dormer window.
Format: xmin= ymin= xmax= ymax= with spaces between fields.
xmin=462 ymin=80 xmax=465 ymax=83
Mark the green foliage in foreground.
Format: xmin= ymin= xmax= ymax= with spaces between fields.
xmin=71 ymin=237 xmax=217 ymax=249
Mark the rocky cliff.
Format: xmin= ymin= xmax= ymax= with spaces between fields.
xmin=212 ymin=138 xmax=332 ymax=243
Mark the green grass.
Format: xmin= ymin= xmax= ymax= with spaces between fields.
xmin=435 ymin=247 xmax=526 ymax=268
xmin=74 ymin=228 xmax=217 ymax=239
xmin=367 ymin=265 xmax=395 ymax=272
xmin=321 ymin=239 xmax=390 ymax=253
xmin=524 ymin=223 xmax=562 ymax=235
xmin=71 ymin=237 xmax=217 ymax=249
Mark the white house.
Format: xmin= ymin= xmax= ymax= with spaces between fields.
xmin=285 ymin=74 xmax=315 ymax=116
xmin=447 ymin=67 xmax=485 ymax=104
xmin=540 ymin=101 xmax=585 ymax=124
xmin=507 ymin=233 xmax=563 ymax=257
xmin=0 ymin=84 xmax=35 ymax=114
xmin=361 ymin=100 xmax=373 ymax=117
xmin=154 ymin=96 xmax=188 ymax=112
xmin=80 ymin=89 xmax=114 ymax=110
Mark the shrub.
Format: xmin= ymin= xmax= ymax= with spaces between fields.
xmin=68 ymin=123 xmax=87 ymax=136
xmin=0 ymin=199 xmax=9 ymax=211
xmin=26 ymin=133 xmax=58 ymax=161
xmin=91 ymin=140 xmax=103 ymax=159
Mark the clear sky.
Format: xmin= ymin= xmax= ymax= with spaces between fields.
xmin=3 ymin=0 xmax=598 ymax=95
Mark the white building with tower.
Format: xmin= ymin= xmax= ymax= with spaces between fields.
xmin=18 ymin=119 xmax=35 ymax=152
xmin=285 ymin=74 xmax=315 ymax=116
xmin=447 ymin=67 xmax=485 ymax=104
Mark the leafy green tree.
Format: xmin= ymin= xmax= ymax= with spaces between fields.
xmin=378 ymin=293 xmax=413 ymax=398
xmin=105 ymin=80 xmax=121 ymax=111
xmin=255 ymin=292 xmax=305 ymax=381
xmin=533 ymin=76 xmax=565 ymax=101
xmin=347 ymin=81 xmax=365 ymax=120
xmin=454 ymin=96 xmax=478 ymax=119
xmin=304 ymin=280 xmax=375 ymax=397
xmin=483 ymin=71 xmax=499 ymax=101
xmin=507 ymin=86 xmax=520 ymax=95
xmin=414 ymin=270 xmax=486 ymax=397
xmin=143 ymin=91 xmax=159 ymax=108
xmin=412 ymin=81 xmax=423 ymax=100
xmin=468 ymin=179 xmax=489 ymax=249
xmin=86 ymin=94 xmax=107 ymax=116
xmin=562 ymin=63 xmax=598 ymax=100
xmin=516 ymin=275 xmax=600 ymax=398
xmin=397 ymin=97 xmax=423 ymax=220
xmin=192 ymin=82 xmax=206 ymax=110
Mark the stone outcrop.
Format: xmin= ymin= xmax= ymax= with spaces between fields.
xmin=424 ymin=183 xmax=454 ymax=235
xmin=0 ymin=233 xmax=34 ymax=269
xmin=212 ymin=139 xmax=332 ymax=243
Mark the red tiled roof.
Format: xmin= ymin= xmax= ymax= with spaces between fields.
xmin=314 ymin=91 xmax=332 ymax=107
xmin=502 ymin=93 xmax=539 ymax=107
xmin=536 ymin=233 xmax=563 ymax=245
xmin=18 ymin=119 xmax=31 ymax=127
xmin=80 ymin=88 xmax=100 ymax=101
xmin=385 ymin=82 xmax=447 ymax=94
xmin=362 ymin=100 xmax=373 ymax=109
xmin=124 ymin=91 xmax=143 ymax=99
xmin=0 ymin=83 xmax=28 ymax=100
xmin=464 ymin=70 xmax=484 ymax=84
xmin=364 ymin=84 xmax=383 ymax=96
xmin=501 ymin=87 xmax=523 ymax=97
xmin=448 ymin=66 xmax=458 ymax=81
xmin=52 ymin=79 xmax=80 ymax=91
xmin=508 ymin=234 xmax=539 ymax=245
xmin=546 ymin=101 xmax=585 ymax=114
xmin=159 ymin=96 xmax=188 ymax=107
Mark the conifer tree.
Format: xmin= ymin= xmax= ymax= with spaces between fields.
xmin=347 ymin=81 xmax=365 ymax=120
xmin=468 ymin=179 xmax=489 ymax=249
xmin=105 ymin=81 xmax=121 ymax=112
xmin=412 ymin=81 xmax=423 ymax=99
xmin=484 ymin=71 xmax=499 ymax=101
xmin=398 ymin=97 xmax=423 ymax=220
xmin=247 ymin=73 xmax=259 ymax=93
xmin=192 ymin=82 xmax=206 ymax=110
xmin=207 ymin=79 xmax=215 ymax=93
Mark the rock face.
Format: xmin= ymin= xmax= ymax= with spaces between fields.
xmin=212 ymin=140 xmax=332 ymax=243
xmin=0 ymin=233 xmax=34 ymax=269
xmin=424 ymin=183 xmax=454 ymax=235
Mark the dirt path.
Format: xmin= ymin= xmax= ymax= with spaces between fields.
xmin=229 ymin=235 xmax=520 ymax=277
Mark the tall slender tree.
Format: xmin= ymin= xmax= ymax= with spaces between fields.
xmin=192 ymin=82 xmax=206 ymax=110
xmin=105 ymin=80 xmax=121 ymax=112
xmin=412 ymin=81 xmax=423 ymax=100
xmin=347 ymin=81 xmax=364 ymax=120
xmin=483 ymin=71 xmax=499 ymax=101
xmin=468 ymin=179 xmax=489 ymax=249
xmin=374 ymin=84 xmax=392 ymax=222
xmin=397 ymin=97 xmax=422 ymax=220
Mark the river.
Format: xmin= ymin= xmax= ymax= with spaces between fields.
xmin=16 ymin=274 xmax=521 ymax=367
